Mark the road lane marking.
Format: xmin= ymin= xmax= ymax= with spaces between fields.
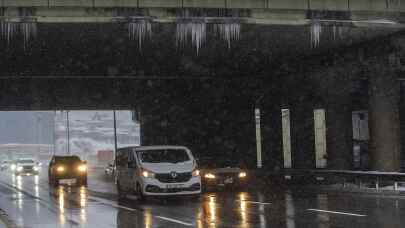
xmin=89 ymin=196 xmax=193 ymax=227
xmin=155 ymin=216 xmax=194 ymax=226
xmin=236 ymin=200 xmax=271 ymax=205
xmin=88 ymin=196 xmax=136 ymax=211
xmin=307 ymin=209 xmax=367 ymax=217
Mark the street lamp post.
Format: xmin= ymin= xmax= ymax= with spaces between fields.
xmin=113 ymin=110 xmax=118 ymax=160
xmin=35 ymin=113 xmax=41 ymax=154
xmin=66 ymin=111 xmax=70 ymax=155
xmin=53 ymin=110 xmax=56 ymax=155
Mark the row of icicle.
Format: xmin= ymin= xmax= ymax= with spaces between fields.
xmin=0 ymin=21 xmax=37 ymax=50
xmin=0 ymin=20 xmax=348 ymax=52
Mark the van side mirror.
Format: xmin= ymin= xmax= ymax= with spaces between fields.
xmin=128 ymin=162 xmax=136 ymax=168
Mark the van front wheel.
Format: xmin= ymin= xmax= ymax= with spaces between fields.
xmin=117 ymin=182 xmax=126 ymax=200
xmin=136 ymin=184 xmax=145 ymax=201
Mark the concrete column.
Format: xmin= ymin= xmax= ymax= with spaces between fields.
xmin=314 ymin=67 xmax=354 ymax=170
xmin=326 ymin=102 xmax=353 ymax=170
xmin=291 ymin=105 xmax=315 ymax=169
xmin=369 ymin=68 xmax=401 ymax=172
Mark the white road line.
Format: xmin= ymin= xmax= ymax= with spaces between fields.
xmin=111 ymin=203 xmax=137 ymax=212
xmin=88 ymin=196 xmax=136 ymax=211
xmin=307 ymin=209 xmax=367 ymax=217
xmin=89 ymin=196 xmax=193 ymax=226
xmin=236 ymin=200 xmax=271 ymax=205
xmin=155 ymin=216 xmax=194 ymax=227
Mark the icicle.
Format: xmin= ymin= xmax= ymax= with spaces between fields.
xmin=0 ymin=21 xmax=36 ymax=49
xmin=0 ymin=21 xmax=18 ymax=45
xmin=332 ymin=24 xmax=349 ymax=41
xmin=332 ymin=25 xmax=337 ymax=41
xmin=310 ymin=22 xmax=322 ymax=48
xmin=176 ymin=21 xmax=206 ymax=55
xmin=128 ymin=20 xmax=152 ymax=51
xmin=387 ymin=0 xmax=401 ymax=9
xmin=21 ymin=22 xmax=37 ymax=50
xmin=214 ymin=22 xmax=240 ymax=49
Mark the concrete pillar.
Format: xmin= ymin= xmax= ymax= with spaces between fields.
xmin=313 ymin=66 xmax=354 ymax=170
xmin=326 ymin=102 xmax=353 ymax=170
xmin=291 ymin=104 xmax=315 ymax=169
xmin=369 ymin=67 xmax=401 ymax=172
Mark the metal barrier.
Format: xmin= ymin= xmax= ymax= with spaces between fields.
xmin=281 ymin=169 xmax=405 ymax=191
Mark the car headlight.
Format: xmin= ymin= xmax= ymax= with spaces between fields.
xmin=204 ymin=173 xmax=216 ymax=179
xmin=10 ymin=164 xmax=16 ymax=170
xmin=16 ymin=166 xmax=23 ymax=172
xmin=56 ymin=166 xmax=65 ymax=172
xmin=239 ymin=172 xmax=247 ymax=178
xmin=33 ymin=166 xmax=39 ymax=171
xmin=141 ymin=169 xmax=155 ymax=178
xmin=78 ymin=165 xmax=87 ymax=172
xmin=192 ymin=169 xmax=200 ymax=177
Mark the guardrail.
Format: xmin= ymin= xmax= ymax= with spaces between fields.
xmin=280 ymin=169 xmax=405 ymax=191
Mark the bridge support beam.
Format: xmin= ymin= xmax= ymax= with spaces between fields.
xmin=369 ymin=65 xmax=401 ymax=172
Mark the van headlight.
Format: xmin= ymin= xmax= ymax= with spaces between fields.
xmin=239 ymin=172 xmax=247 ymax=178
xmin=16 ymin=166 xmax=23 ymax=172
xmin=192 ymin=169 xmax=200 ymax=177
xmin=33 ymin=166 xmax=39 ymax=171
xmin=141 ymin=169 xmax=155 ymax=178
xmin=10 ymin=164 xmax=16 ymax=171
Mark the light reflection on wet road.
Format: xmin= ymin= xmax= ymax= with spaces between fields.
xmin=0 ymin=169 xmax=405 ymax=227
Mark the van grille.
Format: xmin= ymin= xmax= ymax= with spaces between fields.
xmin=155 ymin=172 xmax=192 ymax=183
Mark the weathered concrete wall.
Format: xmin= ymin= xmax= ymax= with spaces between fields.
xmin=368 ymin=60 xmax=402 ymax=171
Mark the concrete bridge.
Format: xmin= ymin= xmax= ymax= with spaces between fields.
xmin=0 ymin=0 xmax=404 ymax=26
xmin=0 ymin=0 xmax=404 ymax=173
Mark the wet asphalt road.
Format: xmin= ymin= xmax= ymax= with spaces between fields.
xmin=0 ymin=168 xmax=405 ymax=228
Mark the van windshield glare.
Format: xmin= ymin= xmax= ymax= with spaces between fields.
xmin=137 ymin=149 xmax=190 ymax=163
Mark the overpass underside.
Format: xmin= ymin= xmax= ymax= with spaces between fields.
xmin=0 ymin=1 xmax=405 ymax=172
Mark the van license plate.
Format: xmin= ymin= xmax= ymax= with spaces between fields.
xmin=167 ymin=184 xmax=183 ymax=189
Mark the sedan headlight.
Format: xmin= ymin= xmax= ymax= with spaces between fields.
xmin=33 ymin=166 xmax=39 ymax=171
xmin=192 ymin=169 xmax=200 ymax=177
xmin=16 ymin=166 xmax=23 ymax=172
xmin=239 ymin=172 xmax=247 ymax=178
xmin=56 ymin=166 xmax=65 ymax=172
xmin=10 ymin=164 xmax=16 ymax=171
xmin=78 ymin=165 xmax=87 ymax=172
xmin=141 ymin=169 xmax=155 ymax=178
xmin=204 ymin=173 xmax=216 ymax=179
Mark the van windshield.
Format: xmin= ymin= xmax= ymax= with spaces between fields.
xmin=137 ymin=149 xmax=190 ymax=163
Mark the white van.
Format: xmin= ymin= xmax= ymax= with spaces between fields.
xmin=115 ymin=145 xmax=201 ymax=199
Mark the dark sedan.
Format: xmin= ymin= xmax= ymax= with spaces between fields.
xmin=199 ymin=158 xmax=248 ymax=191
xmin=48 ymin=155 xmax=88 ymax=186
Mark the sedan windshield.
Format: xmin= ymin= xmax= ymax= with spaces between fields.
xmin=18 ymin=159 xmax=34 ymax=164
xmin=54 ymin=156 xmax=81 ymax=164
xmin=137 ymin=149 xmax=190 ymax=163
xmin=198 ymin=157 xmax=241 ymax=168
